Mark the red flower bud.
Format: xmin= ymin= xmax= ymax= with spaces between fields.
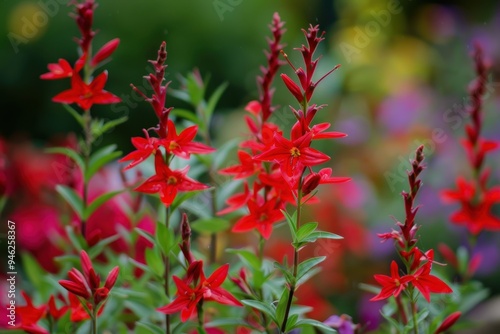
xmin=93 ymin=287 xmax=109 ymax=305
xmin=104 ymin=266 xmax=120 ymax=290
xmin=281 ymin=73 xmax=303 ymax=103
xmin=91 ymin=38 xmax=120 ymax=67
xmin=302 ymin=172 xmax=321 ymax=195
xmin=434 ymin=312 xmax=461 ymax=334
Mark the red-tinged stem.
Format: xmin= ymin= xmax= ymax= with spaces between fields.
xmin=395 ymin=295 xmax=408 ymax=325
xmin=163 ymin=206 xmax=171 ymax=334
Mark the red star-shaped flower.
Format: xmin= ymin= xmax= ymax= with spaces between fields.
xmin=40 ymin=58 xmax=73 ymax=80
xmin=370 ymin=261 xmax=412 ymax=301
xmin=162 ymin=119 xmax=215 ymax=158
xmin=52 ymin=71 xmax=121 ymax=110
xmin=232 ymin=198 xmax=283 ymax=239
xmin=135 ymin=151 xmax=209 ymax=207
xmin=254 ymin=132 xmax=329 ymax=185
xmin=119 ymin=134 xmax=160 ymax=170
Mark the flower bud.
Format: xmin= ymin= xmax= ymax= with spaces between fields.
xmin=91 ymin=38 xmax=120 ymax=67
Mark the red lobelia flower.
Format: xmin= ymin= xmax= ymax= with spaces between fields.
xmin=370 ymin=261 xmax=412 ymax=301
xmin=162 ymin=119 xmax=215 ymax=158
xmin=254 ymin=132 xmax=329 ymax=186
xmin=411 ymin=263 xmax=453 ymax=303
xmin=40 ymin=59 xmax=73 ymax=80
xmin=135 ymin=151 xmax=209 ymax=207
xmin=442 ymin=178 xmax=500 ymax=234
xmin=119 ymin=133 xmax=161 ymax=170
xmin=158 ymin=260 xmax=242 ymax=322
xmin=52 ymin=71 xmax=121 ymax=111
xmin=232 ymin=198 xmax=284 ymax=239
xmin=17 ymin=291 xmax=47 ymax=334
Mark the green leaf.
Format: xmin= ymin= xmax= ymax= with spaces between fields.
xmin=297 ymin=256 xmax=326 ymax=283
xmin=205 ymin=82 xmax=228 ymax=120
xmin=227 ymin=249 xmax=261 ymax=271
xmin=191 ymin=217 xmax=230 ymax=233
xmin=134 ymin=228 xmax=156 ymax=245
xmin=45 ymin=147 xmax=85 ymax=173
xmin=95 ymin=116 xmax=128 ymax=138
xmin=241 ymin=300 xmax=278 ymax=325
xmin=155 ymin=220 xmax=174 ymax=255
xmin=21 ymin=253 xmax=49 ymax=298
xmin=205 ymin=318 xmax=253 ymax=328
xmin=65 ymin=225 xmax=86 ymax=252
xmin=86 ymin=144 xmax=121 ymax=181
xmin=170 ymin=108 xmax=202 ymax=125
xmin=275 ymin=287 xmax=290 ymax=325
xmin=285 ymin=314 xmax=299 ymax=332
xmin=296 ymin=319 xmax=335 ymax=333
xmin=56 ymin=185 xmax=83 ymax=218
xmin=274 ymin=261 xmax=294 ymax=286
xmin=62 ymin=104 xmax=85 ymax=127
xmin=169 ymin=89 xmax=191 ymax=103
xmin=186 ymin=73 xmax=205 ymax=106
xmin=134 ymin=322 xmax=165 ymax=334
xmin=88 ymin=234 xmax=121 ymax=259
xmin=84 ymin=190 xmax=123 ymax=220
xmin=171 ymin=189 xmax=210 ymax=214
xmin=212 ymin=137 xmax=240 ymax=171
xmin=301 ymin=231 xmax=343 ymax=243
xmin=296 ymin=222 xmax=318 ymax=242
xmin=282 ymin=210 xmax=297 ymax=241
xmin=296 ymin=267 xmax=321 ymax=287
xmin=145 ymin=247 xmax=164 ymax=277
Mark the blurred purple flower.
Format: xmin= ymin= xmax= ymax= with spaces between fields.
xmin=324 ymin=314 xmax=357 ymax=334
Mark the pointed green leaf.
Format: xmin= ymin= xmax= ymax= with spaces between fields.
xmin=191 ymin=217 xmax=230 ymax=233
xmin=241 ymin=300 xmax=278 ymax=325
xmin=62 ymin=104 xmax=85 ymax=127
xmin=297 ymin=256 xmax=326 ymax=283
xmin=145 ymin=247 xmax=164 ymax=277
xmin=65 ymin=225 xmax=86 ymax=251
xmin=205 ymin=82 xmax=228 ymax=120
xmin=227 ymin=249 xmax=261 ymax=271
xmin=45 ymin=147 xmax=85 ymax=173
xmin=155 ymin=220 xmax=173 ymax=255
xmin=134 ymin=228 xmax=156 ymax=245
xmin=88 ymin=234 xmax=121 ymax=259
xmin=170 ymin=108 xmax=202 ymax=125
xmin=84 ymin=190 xmax=123 ymax=220
xmin=56 ymin=185 xmax=83 ymax=218
xmin=281 ymin=210 xmax=297 ymax=241
xmin=86 ymin=144 xmax=121 ymax=181
xmin=274 ymin=261 xmax=294 ymax=286
xmin=285 ymin=314 xmax=299 ymax=332
xmin=95 ymin=116 xmax=128 ymax=138
xmin=296 ymin=319 xmax=335 ymax=333
xmin=275 ymin=287 xmax=290 ymax=325
xmin=296 ymin=222 xmax=318 ymax=242
xmin=134 ymin=322 xmax=165 ymax=334
xmin=301 ymin=231 xmax=343 ymax=243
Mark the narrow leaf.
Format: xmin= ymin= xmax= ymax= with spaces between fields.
xmin=296 ymin=222 xmax=318 ymax=242
xmin=205 ymin=82 xmax=228 ymax=120
xmin=84 ymin=190 xmax=123 ymax=220
xmin=297 ymin=256 xmax=326 ymax=283
xmin=45 ymin=147 xmax=85 ymax=172
xmin=241 ymin=300 xmax=278 ymax=325
xmin=227 ymin=249 xmax=261 ymax=271
xmin=191 ymin=217 xmax=230 ymax=233
xmin=62 ymin=104 xmax=85 ymax=127
xmin=86 ymin=144 xmax=121 ymax=181
xmin=56 ymin=185 xmax=83 ymax=218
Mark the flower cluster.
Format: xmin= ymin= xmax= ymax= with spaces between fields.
xmin=441 ymin=44 xmax=500 ymax=235
xmin=120 ymin=42 xmax=213 ymax=207
xmin=371 ymin=146 xmax=454 ymax=328
xmin=220 ymin=16 xmax=348 ymax=240
xmin=40 ymin=0 xmax=120 ymax=111
xmin=158 ymin=215 xmax=242 ymax=322
xmin=59 ymin=250 xmax=119 ymax=316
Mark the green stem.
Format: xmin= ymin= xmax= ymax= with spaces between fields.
xmin=91 ymin=309 xmax=97 ymax=334
xmin=410 ymin=289 xmax=418 ymax=334
xmin=280 ymin=177 xmax=304 ymax=333
xmin=163 ymin=206 xmax=171 ymax=334
xmin=81 ymin=110 xmax=92 ymax=238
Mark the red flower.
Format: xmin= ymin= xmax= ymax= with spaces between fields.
xmin=435 ymin=311 xmax=461 ymax=334
xmin=232 ymin=198 xmax=283 ymax=239
xmin=370 ymin=261 xmax=412 ymax=301
xmin=410 ymin=262 xmax=453 ymax=303
xmin=158 ymin=261 xmax=242 ymax=322
xmin=52 ymin=71 xmax=121 ymax=110
xmin=218 ymin=182 xmax=252 ymax=215
xmin=119 ymin=134 xmax=160 ymax=170
xmin=59 ymin=250 xmax=119 ymax=315
xmin=442 ymin=178 xmax=500 ymax=234
xmin=219 ymin=150 xmax=261 ymax=179
xmin=17 ymin=291 xmax=47 ymax=334
xmin=40 ymin=59 xmax=73 ymax=80
xmin=255 ymin=132 xmax=329 ymax=185
xmin=302 ymin=168 xmax=350 ymax=195
xmin=47 ymin=295 xmax=69 ymax=320
xmin=162 ymin=119 xmax=215 ymax=158
xmin=135 ymin=151 xmax=209 ymax=207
